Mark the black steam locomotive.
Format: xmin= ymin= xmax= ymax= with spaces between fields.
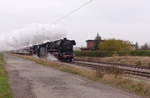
xmin=30 ymin=38 xmax=76 ymax=62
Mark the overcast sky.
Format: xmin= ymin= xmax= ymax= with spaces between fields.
xmin=0 ymin=0 xmax=150 ymax=47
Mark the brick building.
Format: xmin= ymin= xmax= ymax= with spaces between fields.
xmin=86 ymin=40 xmax=95 ymax=49
xmin=81 ymin=33 xmax=103 ymax=50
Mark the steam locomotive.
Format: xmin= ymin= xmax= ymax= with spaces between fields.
xmin=29 ymin=38 xmax=76 ymax=62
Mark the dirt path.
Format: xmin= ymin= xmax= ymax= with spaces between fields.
xmin=5 ymin=55 xmax=142 ymax=98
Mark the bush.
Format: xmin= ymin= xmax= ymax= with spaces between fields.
xmin=99 ymin=39 xmax=132 ymax=51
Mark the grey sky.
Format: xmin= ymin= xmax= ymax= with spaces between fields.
xmin=0 ymin=0 xmax=150 ymax=46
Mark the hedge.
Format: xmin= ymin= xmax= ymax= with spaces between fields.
xmin=74 ymin=50 xmax=150 ymax=57
xmin=130 ymin=50 xmax=150 ymax=56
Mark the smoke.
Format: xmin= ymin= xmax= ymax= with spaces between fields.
xmin=0 ymin=23 xmax=66 ymax=52
xmin=47 ymin=53 xmax=58 ymax=61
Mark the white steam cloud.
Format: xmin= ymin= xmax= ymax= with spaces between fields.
xmin=0 ymin=24 xmax=66 ymax=51
xmin=47 ymin=53 xmax=58 ymax=61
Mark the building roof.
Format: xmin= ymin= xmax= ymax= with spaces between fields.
xmin=86 ymin=40 xmax=104 ymax=42
xmin=86 ymin=40 xmax=95 ymax=42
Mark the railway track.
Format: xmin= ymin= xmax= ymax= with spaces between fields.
xmin=73 ymin=60 xmax=150 ymax=78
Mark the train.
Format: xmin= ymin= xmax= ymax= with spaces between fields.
xmin=19 ymin=38 xmax=76 ymax=62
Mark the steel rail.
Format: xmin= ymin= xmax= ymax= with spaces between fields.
xmin=74 ymin=59 xmax=150 ymax=70
xmin=73 ymin=60 xmax=150 ymax=78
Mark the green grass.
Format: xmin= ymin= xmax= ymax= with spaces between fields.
xmin=60 ymin=68 xmax=80 ymax=75
xmin=0 ymin=54 xmax=12 ymax=98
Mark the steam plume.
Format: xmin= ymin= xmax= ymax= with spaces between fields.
xmin=0 ymin=24 xmax=66 ymax=52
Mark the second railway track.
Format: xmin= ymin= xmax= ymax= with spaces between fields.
xmin=72 ymin=60 xmax=150 ymax=78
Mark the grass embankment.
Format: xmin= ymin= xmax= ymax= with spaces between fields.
xmin=75 ymin=56 xmax=150 ymax=66
xmin=0 ymin=54 xmax=12 ymax=98
xmin=14 ymin=54 xmax=150 ymax=98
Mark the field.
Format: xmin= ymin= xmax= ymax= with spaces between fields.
xmin=75 ymin=56 xmax=150 ymax=66
xmin=0 ymin=54 xmax=12 ymax=98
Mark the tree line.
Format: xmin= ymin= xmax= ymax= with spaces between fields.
xmin=94 ymin=38 xmax=150 ymax=51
